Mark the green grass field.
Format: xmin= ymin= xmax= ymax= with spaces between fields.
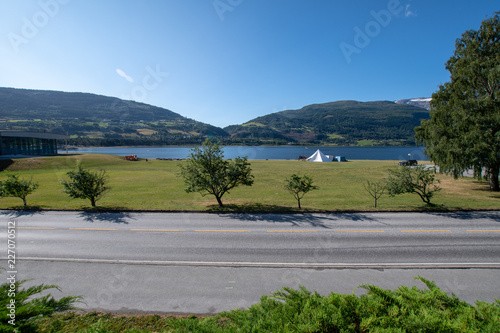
xmin=0 ymin=154 xmax=498 ymax=211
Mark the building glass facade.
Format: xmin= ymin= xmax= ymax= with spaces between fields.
xmin=0 ymin=132 xmax=69 ymax=156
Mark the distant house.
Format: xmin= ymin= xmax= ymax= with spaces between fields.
xmin=0 ymin=131 xmax=69 ymax=157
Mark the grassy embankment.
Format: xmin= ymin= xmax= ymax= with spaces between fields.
xmin=0 ymin=153 xmax=498 ymax=211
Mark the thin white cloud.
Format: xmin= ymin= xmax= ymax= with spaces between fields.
xmin=405 ymin=4 xmax=416 ymax=17
xmin=116 ymin=68 xmax=134 ymax=83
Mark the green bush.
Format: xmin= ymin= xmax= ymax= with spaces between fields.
xmin=0 ymin=276 xmax=82 ymax=332
xmin=220 ymin=277 xmax=500 ymax=332
xmin=33 ymin=277 xmax=500 ymax=332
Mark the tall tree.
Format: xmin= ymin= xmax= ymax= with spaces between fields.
xmin=415 ymin=14 xmax=500 ymax=190
xmin=179 ymin=139 xmax=254 ymax=208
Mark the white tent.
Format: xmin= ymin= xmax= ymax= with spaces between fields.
xmin=306 ymin=149 xmax=332 ymax=162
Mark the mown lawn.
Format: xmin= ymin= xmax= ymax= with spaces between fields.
xmin=0 ymin=154 xmax=498 ymax=211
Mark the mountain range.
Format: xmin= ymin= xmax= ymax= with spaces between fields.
xmin=225 ymin=100 xmax=430 ymax=145
xmin=0 ymin=87 xmax=227 ymax=145
xmin=0 ymin=87 xmax=430 ymax=146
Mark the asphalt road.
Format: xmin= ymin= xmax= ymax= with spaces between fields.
xmin=1 ymin=210 xmax=500 ymax=314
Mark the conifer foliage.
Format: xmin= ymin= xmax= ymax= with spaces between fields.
xmin=221 ymin=277 xmax=500 ymax=332
xmin=0 ymin=270 xmax=81 ymax=332
xmin=30 ymin=278 xmax=500 ymax=332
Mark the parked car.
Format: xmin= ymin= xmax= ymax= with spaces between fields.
xmin=398 ymin=160 xmax=418 ymax=166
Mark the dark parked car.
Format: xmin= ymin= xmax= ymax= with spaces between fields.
xmin=398 ymin=160 xmax=418 ymax=166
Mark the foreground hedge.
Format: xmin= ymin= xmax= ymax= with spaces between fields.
xmin=35 ymin=277 xmax=500 ymax=332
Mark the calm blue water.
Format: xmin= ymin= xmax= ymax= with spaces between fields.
xmin=61 ymin=146 xmax=429 ymax=161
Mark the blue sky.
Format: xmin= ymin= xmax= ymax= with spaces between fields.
xmin=1 ymin=1 xmax=498 ymax=128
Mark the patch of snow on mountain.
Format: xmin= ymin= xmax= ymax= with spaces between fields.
xmin=394 ymin=97 xmax=431 ymax=110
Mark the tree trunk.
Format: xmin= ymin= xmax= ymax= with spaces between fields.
xmin=216 ymin=196 xmax=224 ymax=208
xmin=415 ymin=191 xmax=431 ymax=205
xmin=489 ymin=166 xmax=500 ymax=191
xmin=91 ymin=197 xmax=96 ymax=207
xmin=297 ymin=199 xmax=301 ymax=209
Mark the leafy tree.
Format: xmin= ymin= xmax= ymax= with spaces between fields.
xmin=364 ymin=180 xmax=386 ymax=208
xmin=61 ymin=161 xmax=110 ymax=207
xmin=179 ymin=139 xmax=254 ymax=208
xmin=284 ymin=174 xmax=318 ymax=209
xmin=0 ymin=269 xmax=82 ymax=332
xmin=386 ymin=166 xmax=440 ymax=205
xmin=415 ymin=14 xmax=500 ymax=190
xmin=0 ymin=175 xmax=39 ymax=208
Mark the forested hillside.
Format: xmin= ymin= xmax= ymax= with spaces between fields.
xmin=1 ymin=87 xmax=430 ymax=146
xmin=225 ymin=100 xmax=430 ymax=146
xmin=0 ymin=87 xmax=228 ymax=146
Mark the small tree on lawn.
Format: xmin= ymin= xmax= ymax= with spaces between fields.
xmin=386 ymin=166 xmax=440 ymax=205
xmin=284 ymin=174 xmax=318 ymax=209
xmin=179 ymin=139 xmax=254 ymax=208
xmin=0 ymin=175 xmax=39 ymax=208
xmin=364 ymin=180 xmax=386 ymax=208
xmin=61 ymin=161 xmax=110 ymax=207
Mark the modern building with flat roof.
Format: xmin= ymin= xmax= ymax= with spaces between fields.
xmin=0 ymin=131 xmax=69 ymax=156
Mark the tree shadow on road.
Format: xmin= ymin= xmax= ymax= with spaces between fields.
xmin=217 ymin=211 xmax=380 ymax=229
xmin=1 ymin=208 xmax=44 ymax=218
xmin=78 ymin=209 xmax=136 ymax=224
xmin=206 ymin=203 xmax=290 ymax=213
xmin=428 ymin=211 xmax=500 ymax=223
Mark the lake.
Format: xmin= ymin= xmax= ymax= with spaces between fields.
xmin=61 ymin=146 xmax=429 ymax=161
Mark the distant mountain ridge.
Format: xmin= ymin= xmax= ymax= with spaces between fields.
xmin=0 ymin=87 xmax=182 ymax=122
xmin=225 ymin=100 xmax=430 ymax=146
xmin=0 ymin=87 xmax=228 ymax=145
xmin=0 ymin=87 xmax=430 ymax=146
